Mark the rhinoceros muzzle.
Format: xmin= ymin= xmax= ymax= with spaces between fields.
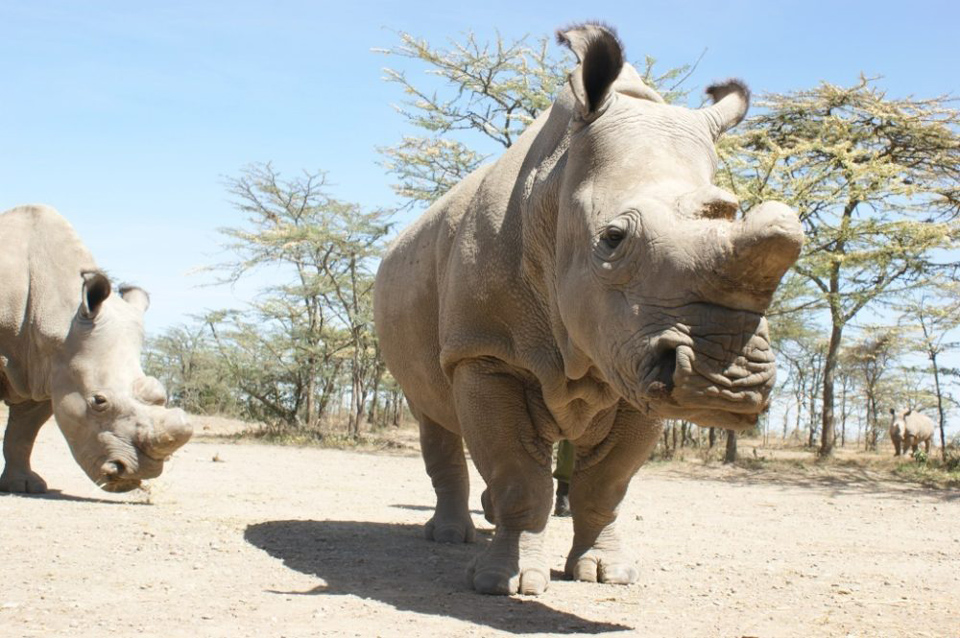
xmin=635 ymin=305 xmax=776 ymax=429
xmin=90 ymin=408 xmax=192 ymax=492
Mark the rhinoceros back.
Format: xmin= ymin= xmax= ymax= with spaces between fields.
xmin=0 ymin=205 xmax=97 ymax=401
xmin=374 ymin=165 xmax=496 ymax=429
xmin=904 ymin=412 xmax=935 ymax=441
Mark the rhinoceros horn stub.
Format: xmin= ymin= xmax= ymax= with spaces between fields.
xmin=710 ymin=201 xmax=804 ymax=313
xmin=134 ymin=376 xmax=167 ymax=406
xmin=139 ymin=409 xmax=192 ymax=460
xmin=701 ymin=79 xmax=751 ymax=138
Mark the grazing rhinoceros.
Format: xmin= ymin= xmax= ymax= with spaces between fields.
xmin=374 ymin=23 xmax=803 ymax=595
xmin=889 ymin=408 xmax=934 ymax=456
xmin=0 ymin=204 xmax=192 ymax=494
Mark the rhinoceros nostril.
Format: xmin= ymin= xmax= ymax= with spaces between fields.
xmin=101 ymin=460 xmax=126 ymax=478
xmin=647 ymin=348 xmax=677 ymax=398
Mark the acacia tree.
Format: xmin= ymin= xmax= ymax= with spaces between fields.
xmin=720 ymin=77 xmax=960 ymax=457
xmin=841 ymin=328 xmax=903 ymax=450
xmin=144 ymin=323 xmax=241 ymax=416
xmin=377 ymin=30 xmax=696 ymax=210
xmin=209 ymin=163 xmax=390 ymax=435
xmin=896 ymin=284 xmax=960 ymax=459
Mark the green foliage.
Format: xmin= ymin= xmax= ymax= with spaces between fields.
xmin=377 ymin=30 xmax=696 ymax=209
xmin=144 ymin=323 xmax=242 ymax=417
xmin=720 ymin=76 xmax=960 ymax=455
xmin=149 ymin=163 xmax=393 ymax=435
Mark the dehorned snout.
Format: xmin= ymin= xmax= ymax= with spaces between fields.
xmin=710 ymin=201 xmax=803 ymax=313
xmin=139 ymin=408 xmax=192 ymax=460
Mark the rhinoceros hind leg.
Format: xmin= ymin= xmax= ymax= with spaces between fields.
xmin=565 ymin=405 xmax=661 ymax=585
xmin=1 ymin=400 xmax=53 ymax=494
xmin=418 ymin=413 xmax=475 ymax=544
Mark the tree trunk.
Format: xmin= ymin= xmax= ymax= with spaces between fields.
xmin=819 ymin=321 xmax=843 ymax=457
xmin=305 ymin=359 xmax=317 ymax=430
xmin=708 ymin=427 xmax=717 ymax=450
xmin=724 ymin=430 xmax=737 ymax=464
xmin=839 ymin=374 xmax=847 ymax=448
xmin=930 ymin=352 xmax=948 ymax=461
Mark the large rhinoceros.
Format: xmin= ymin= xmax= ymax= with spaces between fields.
xmin=0 ymin=204 xmax=192 ymax=494
xmin=374 ymin=23 xmax=803 ymax=595
xmin=889 ymin=408 xmax=934 ymax=456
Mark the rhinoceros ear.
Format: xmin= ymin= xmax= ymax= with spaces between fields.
xmin=557 ymin=23 xmax=624 ymax=120
xmin=701 ymin=79 xmax=750 ymax=139
xmin=119 ymin=285 xmax=150 ymax=314
xmin=80 ymin=271 xmax=111 ymax=319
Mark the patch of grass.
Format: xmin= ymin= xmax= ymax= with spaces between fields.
xmin=892 ymin=458 xmax=960 ymax=489
xmin=232 ymin=426 xmax=417 ymax=454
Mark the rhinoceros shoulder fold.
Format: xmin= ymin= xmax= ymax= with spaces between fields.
xmin=0 ymin=204 xmax=99 ymax=399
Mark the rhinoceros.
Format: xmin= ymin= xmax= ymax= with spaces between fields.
xmin=888 ymin=408 xmax=934 ymax=456
xmin=0 ymin=204 xmax=192 ymax=494
xmin=374 ymin=23 xmax=803 ymax=595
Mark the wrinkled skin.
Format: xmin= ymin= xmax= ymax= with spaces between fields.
xmin=0 ymin=205 xmax=191 ymax=494
xmin=374 ymin=23 xmax=803 ymax=596
xmin=888 ymin=408 xmax=934 ymax=457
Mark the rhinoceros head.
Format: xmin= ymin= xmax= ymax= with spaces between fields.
xmin=551 ymin=24 xmax=803 ymax=429
xmin=50 ymin=272 xmax=192 ymax=492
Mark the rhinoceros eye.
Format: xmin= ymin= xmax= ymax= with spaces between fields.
xmin=600 ymin=225 xmax=625 ymax=250
xmin=90 ymin=394 xmax=110 ymax=412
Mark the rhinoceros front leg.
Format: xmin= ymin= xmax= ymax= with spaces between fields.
xmin=452 ymin=360 xmax=553 ymax=595
xmin=417 ymin=412 xmax=476 ymax=543
xmin=566 ymin=405 xmax=661 ymax=584
xmin=0 ymin=400 xmax=53 ymax=494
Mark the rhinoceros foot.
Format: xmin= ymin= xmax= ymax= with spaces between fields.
xmin=565 ymin=526 xmax=638 ymax=585
xmin=425 ymin=512 xmax=476 ymax=544
xmin=466 ymin=528 xmax=549 ymax=595
xmin=0 ymin=468 xmax=48 ymax=494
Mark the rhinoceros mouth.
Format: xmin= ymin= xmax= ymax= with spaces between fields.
xmin=99 ymin=477 xmax=143 ymax=493
xmin=632 ymin=308 xmax=776 ymax=429
xmin=95 ymin=456 xmax=144 ymax=493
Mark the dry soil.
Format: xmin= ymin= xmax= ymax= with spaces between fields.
xmin=1 ymin=416 xmax=958 ymax=638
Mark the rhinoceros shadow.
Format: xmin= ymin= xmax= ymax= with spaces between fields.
xmin=244 ymin=520 xmax=631 ymax=635
xmin=0 ymin=489 xmax=149 ymax=505
xmin=390 ymin=502 xmax=486 ymax=516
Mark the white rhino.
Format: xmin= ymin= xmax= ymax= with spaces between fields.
xmin=374 ymin=23 xmax=803 ymax=595
xmin=888 ymin=408 xmax=934 ymax=456
xmin=0 ymin=204 xmax=192 ymax=493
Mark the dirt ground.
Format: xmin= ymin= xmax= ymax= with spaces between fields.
xmin=1 ymin=414 xmax=958 ymax=638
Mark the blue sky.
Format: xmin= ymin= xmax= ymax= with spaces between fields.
xmin=1 ymin=0 xmax=958 ymax=333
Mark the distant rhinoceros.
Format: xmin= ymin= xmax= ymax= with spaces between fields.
xmin=374 ymin=23 xmax=803 ymax=595
xmin=0 ymin=204 xmax=192 ymax=493
xmin=889 ymin=408 xmax=934 ymax=456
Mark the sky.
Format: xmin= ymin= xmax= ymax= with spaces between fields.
xmin=2 ymin=1 xmax=959 ymax=431
xmin=0 ymin=0 xmax=960 ymax=333
xmin=2 ymin=0 xmax=958 ymax=330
